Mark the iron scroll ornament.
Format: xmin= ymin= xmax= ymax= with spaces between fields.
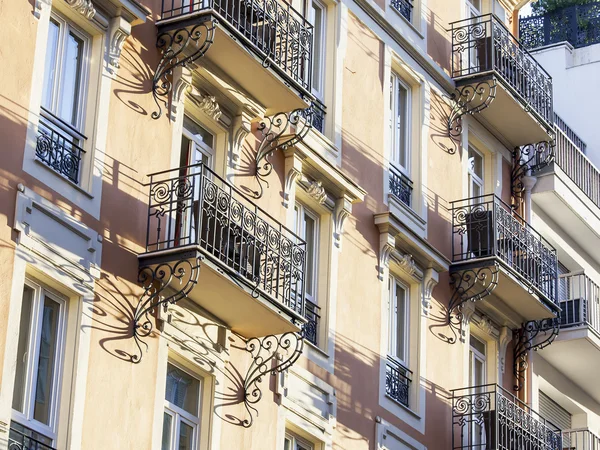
xmin=513 ymin=318 xmax=559 ymax=391
xmin=251 ymin=106 xmax=314 ymax=199
xmin=133 ymin=257 xmax=202 ymax=361
xmin=442 ymin=263 xmax=500 ymax=344
xmin=511 ymin=140 xmax=555 ymax=207
xmin=448 ymin=80 xmax=497 ymax=142
xmin=152 ymin=21 xmax=217 ymax=120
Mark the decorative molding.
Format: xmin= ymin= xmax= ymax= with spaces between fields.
xmin=189 ymin=89 xmax=222 ymax=121
xmin=447 ymin=80 xmax=497 ymax=146
xmin=422 ymin=268 xmax=439 ymax=314
xmin=231 ymin=110 xmax=254 ymax=169
xmin=107 ymin=16 xmax=131 ymax=73
xmin=282 ymin=154 xmax=303 ymax=209
xmin=65 ymin=0 xmax=96 ymax=19
xmin=395 ymin=253 xmax=415 ymax=276
xmin=33 ymin=0 xmax=51 ymax=19
xmin=378 ymin=233 xmax=396 ymax=281
xmin=170 ymin=67 xmax=193 ymax=119
xmin=498 ymin=326 xmax=511 ymax=375
xmin=307 ymin=180 xmax=327 ymax=205
xmin=333 ymin=195 xmax=352 ymax=249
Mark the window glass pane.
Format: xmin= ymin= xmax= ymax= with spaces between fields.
xmin=180 ymin=135 xmax=192 ymax=168
xmin=161 ymin=413 xmax=173 ymax=450
xmin=12 ymin=286 xmax=35 ymax=412
xmin=474 ymin=358 xmax=484 ymax=385
xmin=284 ymin=437 xmax=292 ymax=450
xmin=33 ymin=296 xmax=61 ymax=425
xmin=468 ymin=148 xmax=483 ymax=178
xmin=304 ymin=213 xmax=316 ymax=297
xmin=165 ymin=364 xmax=200 ymax=415
xmin=59 ymin=31 xmax=84 ymax=127
xmin=311 ymin=3 xmax=324 ymax=94
xmin=395 ymin=283 xmax=406 ymax=361
xmin=42 ymin=19 xmax=61 ymax=110
xmin=470 ymin=335 xmax=486 ymax=355
xmin=397 ymin=83 xmax=408 ymax=169
xmin=183 ymin=116 xmax=214 ymax=149
xmin=178 ymin=422 xmax=194 ymax=450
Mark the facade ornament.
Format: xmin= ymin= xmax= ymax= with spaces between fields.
xmin=333 ymin=195 xmax=352 ymax=249
xmin=477 ymin=315 xmax=494 ymax=336
xmin=307 ymin=180 xmax=327 ymax=205
xmin=282 ymin=155 xmax=303 ymax=209
xmin=170 ymin=67 xmax=193 ymax=119
xmin=33 ymin=0 xmax=51 ymax=19
xmin=107 ymin=16 xmax=131 ymax=73
xmin=190 ymin=89 xmax=222 ymax=121
xmin=447 ymin=80 xmax=497 ymax=145
xmin=65 ymin=0 xmax=96 ymax=19
xmin=395 ymin=253 xmax=415 ymax=276
xmin=422 ymin=268 xmax=439 ymax=314
xmin=498 ymin=326 xmax=511 ymax=374
xmin=231 ymin=111 xmax=255 ymax=169
xmin=378 ymin=235 xmax=396 ymax=282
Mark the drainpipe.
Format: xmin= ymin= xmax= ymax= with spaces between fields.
xmin=521 ymin=173 xmax=537 ymax=223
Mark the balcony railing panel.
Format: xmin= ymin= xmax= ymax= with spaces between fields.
xmin=563 ymin=428 xmax=600 ymax=450
xmin=36 ymin=107 xmax=86 ymax=185
xmin=450 ymin=14 xmax=553 ymax=127
xmin=160 ymin=0 xmax=313 ymax=92
xmin=520 ymin=3 xmax=600 ymax=50
xmin=390 ymin=0 xmax=413 ymax=22
xmin=385 ymin=357 xmax=412 ymax=408
xmin=451 ymin=194 xmax=558 ymax=305
xmin=559 ymin=272 xmax=600 ymax=335
xmin=304 ymin=299 xmax=320 ymax=345
xmin=452 ymin=384 xmax=562 ymax=450
xmin=389 ymin=166 xmax=413 ymax=208
xmin=145 ymin=163 xmax=306 ymax=315
xmin=9 ymin=422 xmax=56 ymax=450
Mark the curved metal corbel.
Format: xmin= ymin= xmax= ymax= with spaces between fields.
xmin=133 ymin=257 xmax=202 ymax=361
xmin=152 ymin=21 xmax=217 ymax=120
xmin=443 ymin=263 xmax=500 ymax=344
xmin=511 ymin=140 xmax=555 ymax=207
xmin=251 ymin=105 xmax=314 ymax=199
xmin=242 ymin=331 xmax=304 ymax=426
xmin=448 ymin=80 xmax=497 ymax=140
xmin=513 ymin=318 xmax=559 ymax=391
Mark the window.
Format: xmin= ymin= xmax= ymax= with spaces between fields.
xmin=389 ymin=72 xmax=411 ymax=174
xmin=468 ymin=146 xmax=484 ymax=199
xmin=12 ymin=281 xmax=66 ymax=446
xmin=294 ymin=203 xmax=320 ymax=346
xmin=308 ymin=0 xmax=327 ymax=133
xmin=38 ymin=12 xmax=90 ymax=184
xmin=466 ymin=0 xmax=481 ymax=18
xmin=388 ymin=278 xmax=409 ymax=364
xmin=180 ymin=116 xmax=215 ymax=170
xmin=161 ymin=363 xmax=202 ymax=450
xmin=285 ymin=431 xmax=315 ymax=450
xmin=468 ymin=335 xmax=487 ymax=447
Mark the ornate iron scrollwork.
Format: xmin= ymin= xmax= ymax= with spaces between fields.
xmin=152 ymin=21 xmax=217 ymax=120
xmin=251 ymin=106 xmax=314 ymax=199
xmin=513 ymin=318 xmax=559 ymax=391
xmin=448 ymin=80 xmax=497 ymax=140
xmin=133 ymin=257 xmax=202 ymax=361
xmin=242 ymin=331 xmax=304 ymax=427
xmin=511 ymin=141 xmax=555 ymax=207
xmin=443 ymin=263 xmax=500 ymax=343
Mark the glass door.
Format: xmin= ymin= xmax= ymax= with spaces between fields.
xmin=469 ymin=335 xmax=487 ymax=447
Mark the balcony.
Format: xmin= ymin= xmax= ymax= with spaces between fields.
xmin=452 ymin=384 xmax=562 ymax=450
xmin=389 ymin=166 xmax=413 ymax=209
xmin=563 ymin=428 xmax=600 ymax=449
xmin=158 ymin=0 xmax=312 ymax=112
xmin=451 ymin=194 xmax=560 ymax=320
xmin=385 ymin=357 xmax=412 ymax=408
xmin=303 ymin=299 xmax=320 ymax=346
xmin=520 ymin=3 xmax=600 ymax=50
xmin=531 ymin=115 xmax=600 ymax=266
xmin=140 ymin=163 xmax=307 ymax=337
xmin=450 ymin=14 xmax=553 ymax=147
xmin=9 ymin=422 xmax=56 ymax=450
xmin=537 ymin=271 xmax=600 ymax=402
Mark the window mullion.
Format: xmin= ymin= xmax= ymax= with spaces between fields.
xmin=26 ymin=287 xmax=45 ymax=422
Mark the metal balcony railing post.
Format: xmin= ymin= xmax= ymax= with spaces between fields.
xmin=494 ymin=387 xmax=499 ymax=449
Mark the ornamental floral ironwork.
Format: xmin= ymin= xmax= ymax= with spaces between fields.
xmin=389 ymin=165 xmax=413 ymax=207
xmin=390 ymin=0 xmax=413 ymax=22
xmin=144 ymin=163 xmax=307 ymax=315
xmin=449 ymin=14 xmax=553 ymax=130
xmin=385 ymin=357 xmax=412 ymax=408
xmin=35 ymin=108 xmax=86 ymax=185
xmin=452 ymin=384 xmax=562 ymax=449
xmin=303 ymin=299 xmax=320 ymax=346
xmin=9 ymin=422 xmax=56 ymax=450
xmin=512 ymin=140 xmax=555 ymax=206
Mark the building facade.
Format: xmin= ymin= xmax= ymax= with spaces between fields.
xmin=0 ymin=0 xmax=596 ymax=449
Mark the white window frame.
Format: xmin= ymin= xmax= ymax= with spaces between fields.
xmin=11 ymin=280 xmax=67 ymax=445
xmin=285 ymin=430 xmax=315 ymax=450
xmin=182 ymin=117 xmax=215 ymax=170
xmin=162 ymin=361 xmax=203 ymax=450
xmin=465 ymin=0 xmax=482 ymax=18
xmin=294 ymin=203 xmax=320 ymax=306
xmin=389 ymin=72 xmax=411 ymax=175
xmin=42 ymin=11 xmax=91 ymax=135
xmin=388 ymin=277 xmax=409 ymax=367
xmin=467 ymin=146 xmax=484 ymax=199
xmin=308 ymin=0 xmax=327 ymax=101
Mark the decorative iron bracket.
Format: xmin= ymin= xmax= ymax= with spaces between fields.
xmin=443 ymin=263 xmax=500 ymax=343
xmin=448 ymin=80 xmax=497 ymax=140
xmin=251 ymin=106 xmax=314 ymax=199
xmin=152 ymin=21 xmax=217 ymax=120
xmin=242 ymin=330 xmax=304 ymax=426
xmin=511 ymin=140 xmax=555 ymax=207
xmin=133 ymin=257 xmax=202 ymax=361
xmin=513 ymin=318 xmax=559 ymax=391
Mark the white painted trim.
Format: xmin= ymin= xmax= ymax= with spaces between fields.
xmin=375 ymin=417 xmax=427 ymax=450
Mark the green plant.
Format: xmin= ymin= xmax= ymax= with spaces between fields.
xmin=531 ymin=0 xmax=596 ymax=14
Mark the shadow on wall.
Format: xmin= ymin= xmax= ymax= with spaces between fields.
xmin=112 ymin=43 xmax=154 ymax=116
xmin=424 ymin=7 xmax=453 ymax=76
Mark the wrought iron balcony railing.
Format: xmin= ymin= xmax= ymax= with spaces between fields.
xmin=160 ymin=0 xmax=313 ymax=93
xmin=520 ymin=3 xmax=600 ymax=50
xmin=559 ymin=271 xmax=600 ymax=335
xmin=452 ymin=384 xmax=562 ymax=450
xmin=450 ymin=14 xmax=553 ymax=127
xmin=36 ymin=107 xmax=86 ymax=185
xmin=311 ymin=100 xmax=326 ymax=134
xmin=9 ymin=422 xmax=56 ymax=450
xmin=451 ymin=194 xmax=558 ymax=305
xmin=385 ymin=357 xmax=412 ymax=408
xmin=390 ymin=0 xmax=413 ymax=22
xmin=304 ymin=299 xmax=320 ymax=345
xmin=145 ymin=163 xmax=306 ymax=316
xmin=563 ymin=428 xmax=600 ymax=450
xmin=389 ymin=165 xmax=413 ymax=208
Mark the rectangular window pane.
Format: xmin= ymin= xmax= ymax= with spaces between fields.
xmin=311 ymin=3 xmax=324 ymax=94
xmin=12 ymin=286 xmax=35 ymax=412
xmin=165 ymin=364 xmax=200 ymax=415
xmin=59 ymin=31 xmax=84 ymax=127
xmin=183 ymin=116 xmax=214 ymax=149
xmin=395 ymin=283 xmax=406 ymax=361
xmin=178 ymin=422 xmax=194 ymax=450
xmin=304 ymin=213 xmax=316 ymax=297
xmin=33 ymin=296 xmax=61 ymax=425
xmin=161 ymin=413 xmax=173 ymax=450
xmin=42 ymin=19 xmax=61 ymax=110
xmin=396 ymin=83 xmax=408 ymax=169
xmin=284 ymin=437 xmax=292 ymax=450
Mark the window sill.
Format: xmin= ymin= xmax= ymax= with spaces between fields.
xmin=384 ymin=393 xmax=422 ymax=420
xmin=305 ymin=339 xmax=330 ymax=359
xmin=34 ymin=159 xmax=93 ymax=199
xmin=388 ymin=193 xmax=426 ymax=239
